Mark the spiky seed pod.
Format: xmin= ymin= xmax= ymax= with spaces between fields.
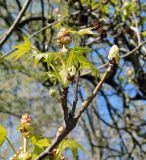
xmin=108 ymin=45 xmax=120 ymax=65
xmin=56 ymin=28 xmax=72 ymax=46
xmin=60 ymin=36 xmax=72 ymax=45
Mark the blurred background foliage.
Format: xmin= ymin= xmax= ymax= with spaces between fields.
xmin=0 ymin=0 xmax=146 ymax=159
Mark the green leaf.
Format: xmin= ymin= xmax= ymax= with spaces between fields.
xmin=5 ymin=36 xmax=31 ymax=61
xmin=67 ymin=26 xmax=95 ymax=35
xmin=70 ymin=47 xmax=92 ymax=55
xmin=77 ymin=27 xmax=94 ymax=35
xmin=32 ymin=145 xmax=44 ymax=160
xmin=141 ymin=31 xmax=146 ymax=37
xmin=55 ymin=139 xmax=86 ymax=160
xmin=29 ymin=134 xmax=50 ymax=148
xmin=33 ymin=52 xmax=56 ymax=67
xmin=0 ymin=124 xmax=7 ymax=147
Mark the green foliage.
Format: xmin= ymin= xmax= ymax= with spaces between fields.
xmin=55 ymin=139 xmax=86 ymax=160
xmin=30 ymin=134 xmax=50 ymax=148
xmin=67 ymin=27 xmax=95 ymax=35
xmin=5 ymin=36 xmax=31 ymax=61
xmin=32 ymin=145 xmax=44 ymax=160
xmin=33 ymin=52 xmax=56 ymax=67
xmin=68 ymin=47 xmax=100 ymax=78
xmin=0 ymin=124 xmax=7 ymax=147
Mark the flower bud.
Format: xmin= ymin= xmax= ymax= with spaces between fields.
xmin=54 ymin=8 xmax=60 ymax=14
xmin=49 ymin=88 xmax=57 ymax=97
xmin=67 ymin=72 xmax=75 ymax=81
xmin=61 ymin=45 xmax=69 ymax=54
xmin=108 ymin=45 xmax=120 ymax=65
xmin=21 ymin=113 xmax=31 ymax=125
xmin=60 ymin=155 xmax=65 ymax=160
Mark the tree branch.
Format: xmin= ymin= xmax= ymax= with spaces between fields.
xmin=0 ymin=0 xmax=32 ymax=48
xmin=35 ymin=64 xmax=112 ymax=160
xmin=75 ymin=66 xmax=112 ymax=119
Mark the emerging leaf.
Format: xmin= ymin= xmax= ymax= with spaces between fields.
xmin=0 ymin=124 xmax=7 ymax=147
xmin=55 ymin=139 xmax=86 ymax=160
xmin=5 ymin=36 xmax=31 ymax=61
xmin=29 ymin=134 xmax=50 ymax=148
xmin=76 ymin=27 xmax=95 ymax=35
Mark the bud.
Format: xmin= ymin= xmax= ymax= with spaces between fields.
xmin=61 ymin=45 xmax=69 ymax=53
xmin=56 ymin=126 xmax=64 ymax=136
xmin=60 ymin=155 xmax=65 ymax=160
xmin=102 ymin=0 xmax=108 ymax=4
xmin=21 ymin=113 xmax=31 ymax=125
xmin=108 ymin=45 xmax=120 ymax=65
xmin=20 ymin=113 xmax=31 ymax=138
xmin=54 ymin=8 xmax=60 ymax=14
xmin=49 ymin=88 xmax=57 ymax=97
xmin=67 ymin=72 xmax=75 ymax=81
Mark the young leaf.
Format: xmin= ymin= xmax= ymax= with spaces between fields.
xmin=66 ymin=26 xmax=95 ymax=35
xmin=70 ymin=47 xmax=92 ymax=55
xmin=77 ymin=27 xmax=95 ymax=35
xmin=32 ymin=145 xmax=43 ymax=160
xmin=29 ymin=134 xmax=50 ymax=148
xmin=5 ymin=36 xmax=31 ymax=61
xmin=55 ymin=139 xmax=86 ymax=160
xmin=0 ymin=124 xmax=7 ymax=147
xmin=32 ymin=51 xmax=56 ymax=67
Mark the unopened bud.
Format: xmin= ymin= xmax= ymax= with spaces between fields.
xmin=108 ymin=45 xmax=120 ymax=65
xmin=56 ymin=126 xmax=64 ymax=136
xmin=67 ymin=72 xmax=75 ymax=81
xmin=49 ymin=89 xmax=57 ymax=97
xmin=21 ymin=113 xmax=31 ymax=125
xmin=60 ymin=155 xmax=65 ymax=160
xmin=54 ymin=8 xmax=60 ymax=14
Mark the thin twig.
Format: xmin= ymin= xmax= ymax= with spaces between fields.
xmin=75 ymin=66 xmax=111 ymax=119
xmin=6 ymin=136 xmax=16 ymax=154
xmin=0 ymin=0 xmax=32 ymax=48
xmin=35 ymin=65 xmax=111 ymax=160
xmin=1 ymin=16 xmax=67 ymax=58
xmin=81 ymin=40 xmax=146 ymax=76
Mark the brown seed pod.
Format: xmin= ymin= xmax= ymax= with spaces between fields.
xmin=60 ymin=36 xmax=72 ymax=45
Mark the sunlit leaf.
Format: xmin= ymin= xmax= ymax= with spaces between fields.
xmin=0 ymin=124 xmax=7 ymax=147
xmin=77 ymin=27 xmax=94 ymax=35
xmin=29 ymin=134 xmax=50 ymax=148
xmin=33 ymin=52 xmax=56 ymax=67
xmin=55 ymin=139 xmax=86 ymax=160
xmin=32 ymin=145 xmax=43 ymax=160
xmin=5 ymin=36 xmax=31 ymax=61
